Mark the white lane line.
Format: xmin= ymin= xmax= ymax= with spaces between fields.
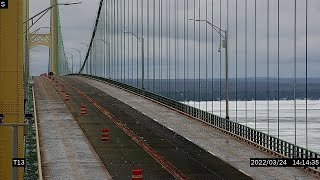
xmin=238 ymin=169 xmax=251 ymax=177
xmin=208 ymin=151 xmax=216 ymax=156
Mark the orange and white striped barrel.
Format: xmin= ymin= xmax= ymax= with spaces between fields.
xmin=132 ymin=169 xmax=142 ymax=180
xmin=79 ymin=105 xmax=87 ymax=115
xmin=101 ymin=128 xmax=109 ymax=142
xmin=65 ymin=93 xmax=70 ymax=101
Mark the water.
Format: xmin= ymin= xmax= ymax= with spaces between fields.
xmin=184 ymin=100 xmax=320 ymax=153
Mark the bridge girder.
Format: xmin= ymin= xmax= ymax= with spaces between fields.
xmin=29 ymin=33 xmax=52 ymax=49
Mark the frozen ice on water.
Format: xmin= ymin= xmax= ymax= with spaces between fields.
xmin=183 ymin=100 xmax=320 ymax=153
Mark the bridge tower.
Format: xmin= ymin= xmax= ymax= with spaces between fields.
xmin=0 ymin=0 xmax=61 ymax=179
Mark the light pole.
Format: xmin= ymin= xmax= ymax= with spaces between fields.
xmin=0 ymin=114 xmax=34 ymax=180
xmin=66 ymin=52 xmax=74 ymax=73
xmin=189 ymin=19 xmax=229 ymax=120
xmin=124 ymin=30 xmax=145 ymax=89
xmin=80 ymin=43 xmax=89 ymax=74
xmin=71 ymin=48 xmax=81 ymax=73
xmin=97 ymin=39 xmax=111 ymax=79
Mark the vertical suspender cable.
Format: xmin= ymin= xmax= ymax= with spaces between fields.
xmin=219 ymin=0 xmax=222 ymax=117
xmin=184 ymin=0 xmax=186 ymax=103
xmin=198 ymin=0 xmax=201 ymax=108
xmin=136 ymin=0 xmax=139 ymax=87
xmin=123 ymin=0 xmax=127 ymax=83
xmin=120 ymin=0 xmax=123 ymax=82
xmin=187 ymin=0 xmax=189 ymax=105
xmin=305 ymin=0 xmax=308 ymax=149
xmin=245 ymin=0 xmax=248 ymax=126
xmin=112 ymin=0 xmax=115 ymax=78
xmin=117 ymin=0 xmax=119 ymax=80
xmin=147 ymin=0 xmax=149 ymax=90
xmin=107 ymin=0 xmax=109 ymax=78
xmin=169 ymin=0 xmax=171 ymax=98
xmin=294 ymin=0 xmax=297 ymax=145
xmin=114 ymin=0 xmax=115 ymax=79
xmin=158 ymin=1 xmax=161 ymax=94
xmin=212 ymin=0 xmax=214 ymax=114
xmin=122 ymin=0 xmax=125 ymax=82
xmin=142 ymin=0 xmax=144 ymax=88
xmin=131 ymin=0 xmax=134 ymax=85
xmin=153 ymin=0 xmax=156 ymax=92
xmin=254 ymin=0 xmax=257 ymax=130
xmin=277 ymin=0 xmax=280 ymax=139
xmin=160 ymin=0 xmax=163 ymax=95
xmin=104 ymin=3 xmax=106 ymax=78
xmin=126 ymin=0 xmax=128 ymax=82
xmin=235 ymin=0 xmax=238 ymax=122
xmin=166 ymin=0 xmax=169 ymax=97
xmin=267 ymin=0 xmax=270 ymax=134
xmin=174 ymin=0 xmax=178 ymax=101
xmin=226 ymin=0 xmax=229 ymax=120
xmin=105 ymin=3 xmax=107 ymax=78
xmin=194 ymin=0 xmax=196 ymax=108
xmin=206 ymin=0 xmax=208 ymax=112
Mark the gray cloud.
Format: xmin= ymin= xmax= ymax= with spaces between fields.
xmin=30 ymin=0 xmax=319 ymax=78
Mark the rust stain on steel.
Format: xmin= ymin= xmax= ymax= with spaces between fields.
xmin=58 ymin=77 xmax=189 ymax=180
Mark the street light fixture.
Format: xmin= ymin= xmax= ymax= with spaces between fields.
xmin=189 ymin=18 xmax=229 ymax=120
xmin=66 ymin=52 xmax=74 ymax=73
xmin=123 ymin=30 xmax=145 ymax=89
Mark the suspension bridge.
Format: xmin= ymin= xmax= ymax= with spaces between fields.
xmin=0 ymin=0 xmax=319 ymax=179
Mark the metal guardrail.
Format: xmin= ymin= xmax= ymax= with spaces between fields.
xmin=78 ymin=74 xmax=320 ymax=174
xmin=32 ymin=86 xmax=43 ymax=180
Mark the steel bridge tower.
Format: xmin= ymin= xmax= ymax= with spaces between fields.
xmin=0 ymin=0 xmax=61 ymax=179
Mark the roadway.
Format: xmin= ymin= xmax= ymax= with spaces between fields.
xmin=33 ymin=77 xmax=112 ymax=180
xmin=33 ymin=75 xmax=319 ymax=180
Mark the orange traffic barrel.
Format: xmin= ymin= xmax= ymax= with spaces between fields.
xmin=101 ymin=128 xmax=109 ymax=142
xmin=65 ymin=93 xmax=70 ymax=101
xmin=80 ymin=105 xmax=87 ymax=115
xmin=132 ymin=169 xmax=142 ymax=180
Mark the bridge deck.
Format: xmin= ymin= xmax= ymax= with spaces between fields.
xmin=76 ymin=76 xmax=319 ymax=180
xmin=33 ymin=77 xmax=112 ymax=180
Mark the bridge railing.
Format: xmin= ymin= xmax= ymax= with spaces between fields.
xmin=82 ymin=74 xmax=319 ymax=173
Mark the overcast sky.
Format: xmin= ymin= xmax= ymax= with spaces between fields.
xmin=29 ymin=0 xmax=319 ymax=79
xmin=29 ymin=0 xmax=100 ymax=75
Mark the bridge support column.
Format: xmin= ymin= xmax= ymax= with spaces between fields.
xmin=0 ymin=1 xmax=25 ymax=179
xmin=50 ymin=0 xmax=58 ymax=74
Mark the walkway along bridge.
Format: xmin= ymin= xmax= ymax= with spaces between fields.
xmin=0 ymin=0 xmax=320 ymax=179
